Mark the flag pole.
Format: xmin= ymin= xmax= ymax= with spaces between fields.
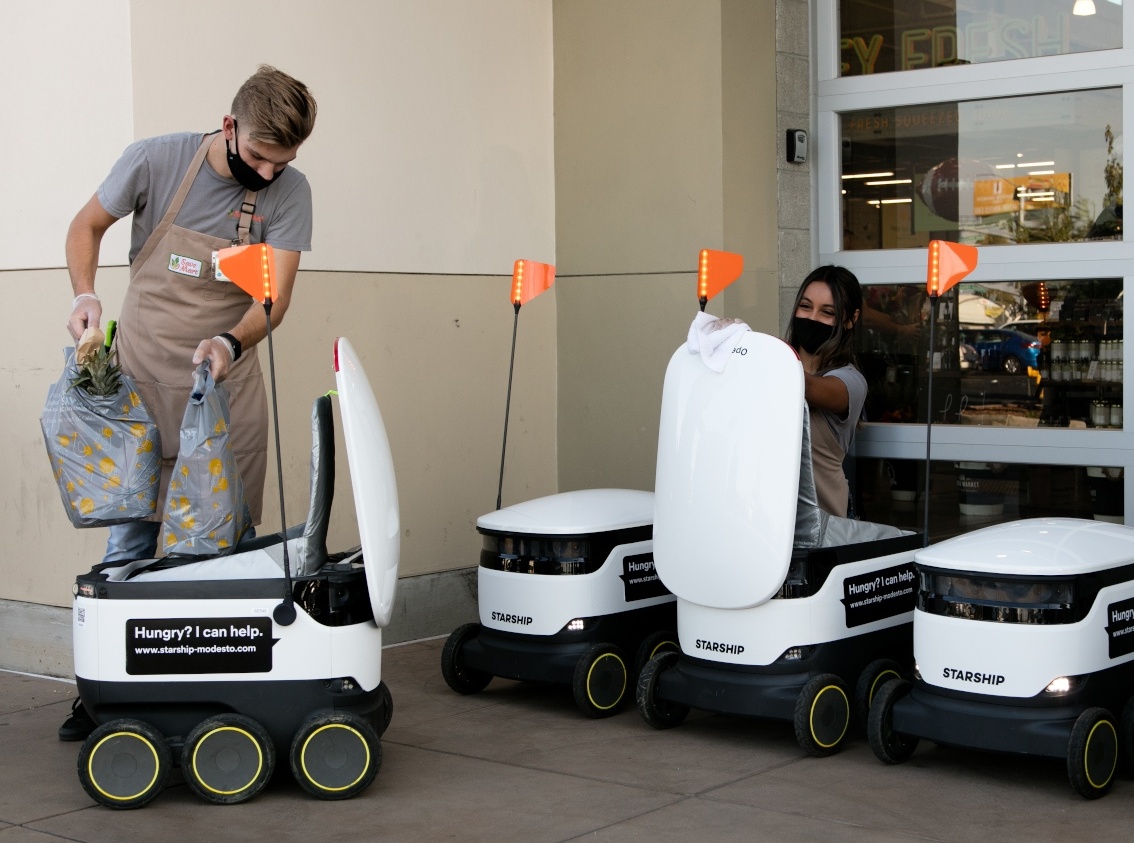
xmin=921 ymin=240 xmax=978 ymax=548
xmin=494 ymin=260 xmax=555 ymax=511
xmin=922 ymin=293 xmax=938 ymax=548
xmin=496 ymin=302 xmax=521 ymax=511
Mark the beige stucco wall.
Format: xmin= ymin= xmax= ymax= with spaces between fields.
xmin=552 ymin=0 xmax=780 ymax=492
xmin=128 ymin=0 xmax=557 ymax=276
xmin=3 ymin=0 xmax=559 ymax=609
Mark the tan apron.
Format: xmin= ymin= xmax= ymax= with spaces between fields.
xmin=117 ymin=134 xmax=268 ymax=524
xmin=810 ymin=411 xmax=849 ymax=518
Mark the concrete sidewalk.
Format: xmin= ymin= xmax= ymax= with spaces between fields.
xmin=2 ymin=637 xmax=1131 ymax=842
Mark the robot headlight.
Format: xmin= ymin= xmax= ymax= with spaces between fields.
xmin=563 ymin=617 xmax=595 ymax=633
xmin=1043 ymin=675 xmax=1082 ymax=695
xmin=777 ymin=645 xmax=815 ymax=663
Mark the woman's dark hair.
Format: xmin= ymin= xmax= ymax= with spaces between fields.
xmin=785 ymin=265 xmax=863 ymax=372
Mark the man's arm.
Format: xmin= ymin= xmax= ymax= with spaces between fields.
xmin=193 ymin=248 xmax=301 ymax=381
xmin=65 ymin=194 xmax=120 ymax=340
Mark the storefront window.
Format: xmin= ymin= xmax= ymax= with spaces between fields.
xmin=842 ymin=89 xmax=1121 ymax=250
xmin=839 ymin=0 xmax=1122 ymax=76
xmin=857 ymin=278 xmax=1123 ymax=428
xmin=856 ymin=458 xmax=1125 ymax=539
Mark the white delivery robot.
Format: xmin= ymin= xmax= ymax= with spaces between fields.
xmin=440 ymin=258 xmax=676 ymax=718
xmin=441 ymin=488 xmax=677 ymax=717
xmin=867 ymin=517 xmax=1134 ymax=799
xmin=636 ymin=330 xmax=922 ymax=755
xmin=70 ymin=337 xmax=399 ymax=808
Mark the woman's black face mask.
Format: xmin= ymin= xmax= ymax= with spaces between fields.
xmin=226 ymin=120 xmax=277 ymax=192
xmin=792 ymin=316 xmax=835 ymax=354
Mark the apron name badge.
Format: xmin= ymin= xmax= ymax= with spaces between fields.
xmin=168 ymin=253 xmax=203 ymax=278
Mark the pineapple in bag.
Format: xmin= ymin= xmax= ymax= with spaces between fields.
xmin=70 ymin=326 xmax=121 ymax=397
xmin=43 ymin=322 xmax=161 ymax=527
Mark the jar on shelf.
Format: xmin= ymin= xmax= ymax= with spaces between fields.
xmin=1092 ymin=401 xmax=1109 ymax=427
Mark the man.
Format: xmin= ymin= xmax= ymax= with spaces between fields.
xmin=60 ymin=65 xmax=317 ymax=741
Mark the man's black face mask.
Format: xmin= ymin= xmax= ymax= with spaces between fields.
xmin=226 ymin=120 xmax=277 ymax=192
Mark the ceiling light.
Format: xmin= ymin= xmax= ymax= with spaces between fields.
xmin=1073 ymin=0 xmax=1097 ymax=14
xmin=842 ymin=171 xmax=895 ymax=180
xmin=865 ymin=178 xmax=913 ymax=186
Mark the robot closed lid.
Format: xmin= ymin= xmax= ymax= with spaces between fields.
xmin=477 ymin=488 xmax=654 ymax=535
xmin=653 ymin=331 xmax=803 ymax=609
xmin=335 ymin=337 xmax=400 ymax=626
xmin=917 ymin=517 xmax=1134 ymax=577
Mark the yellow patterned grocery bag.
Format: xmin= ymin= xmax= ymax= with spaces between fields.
xmin=161 ymin=361 xmax=251 ymax=556
xmin=41 ymin=333 xmax=161 ymax=527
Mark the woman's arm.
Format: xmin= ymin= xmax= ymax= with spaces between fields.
xmin=804 ymin=371 xmax=850 ymax=417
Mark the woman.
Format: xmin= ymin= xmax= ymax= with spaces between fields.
xmin=786 ymin=265 xmax=865 ymax=518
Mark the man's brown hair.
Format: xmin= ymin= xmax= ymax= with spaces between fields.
xmin=231 ymin=65 xmax=317 ymax=149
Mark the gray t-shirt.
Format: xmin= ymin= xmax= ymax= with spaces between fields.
xmin=818 ymin=363 xmax=867 ymax=454
xmin=97 ymin=131 xmax=312 ymax=262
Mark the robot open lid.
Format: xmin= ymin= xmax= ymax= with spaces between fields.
xmin=636 ymin=251 xmax=922 ymax=756
xmin=69 ymin=245 xmax=399 ymax=809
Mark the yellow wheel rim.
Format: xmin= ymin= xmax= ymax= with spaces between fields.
xmin=587 ymin=653 xmax=627 ymax=710
xmin=191 ymin=725 xmax=264 ymax=796
xmin=300 ymin=724 xmax=370 ymax=792
xmin=868 ymin=670 xmax=901 ymax=707
xmin=810 ymin=685 xmax=850 ymax=749
xmin=1083 ymin=719 xmax=1118 ymax=791
xmin=88 ymin=731 xmax=160 ymax=802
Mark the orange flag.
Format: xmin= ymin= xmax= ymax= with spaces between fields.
xmin=697 ymin=249 xmax=744 ymax=303
xmin=216 ymin=243 xmax=278 ymax=304
xmin=926 ymin=240 xmax=978 ymax=298
xmin=512 ymin=259 xmax=556 ymax=307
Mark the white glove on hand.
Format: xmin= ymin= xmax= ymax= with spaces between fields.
xmin=68 ymin=293 xmax=102 ymax=342
xmin=192 ymin=337 xmax=234 ymax=383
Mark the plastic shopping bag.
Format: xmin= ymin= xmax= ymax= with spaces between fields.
xmin=41 ymin=341 xmax=161 ymax=527
xmin=161 ymin=361 xmax=252 ymax=556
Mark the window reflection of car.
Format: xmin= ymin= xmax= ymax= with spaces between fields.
xmin=999 ymin=319 xmax=1040 ymax=336
xmin=959 ymin=342 xmax=978 ymax=370
xmin=958 ymin=327 xmax=1041 ymax=375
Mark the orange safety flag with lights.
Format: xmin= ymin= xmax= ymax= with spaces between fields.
xmin=216 ymin=243 xmax=278 ymax=304
xmin=697 ymin=249 xmax=744 ymax=303
xmin=512 ymin=259 xmax=556 ymax=307
xmin=925 ymin=240 xmax=978 ymax=298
